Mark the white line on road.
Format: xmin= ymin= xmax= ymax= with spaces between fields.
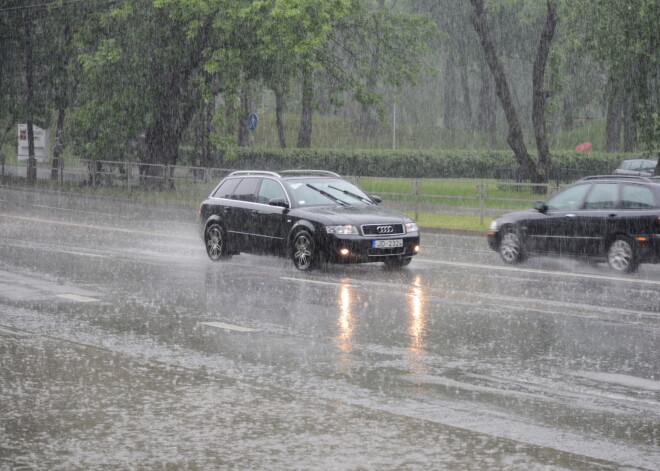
xmin=0 ymin=326 xmax=30 ymax=337
xmin=33 ymin=204 xmax=130 ymax=218
xmin=199 ymin=322 xmax=258 ymax=332
xmin=280 ymin=277 xmax=356 ymax=287
xmin=0 ymin=213 xmax=196 ymax=240
xmin=417 ymin=258 xmax=660 ymax=286
xmin=56 ymin=294 xmax=100 ymax=303
xmin=51 ymin=249 xmax=109 ymax=258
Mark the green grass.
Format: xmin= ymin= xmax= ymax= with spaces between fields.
xmin=358 ymin=177 xmax=544 ymax=210
xmin=403 ymin=212 xmax=493 ymax=231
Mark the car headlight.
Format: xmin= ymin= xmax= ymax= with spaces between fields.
xmin=405 ymin=222 xmax=419 ymax=233
xmin=489 ymin=220 xmax=498 ymax=231
xmin=326 ymin=224 xmax=359 ymax=235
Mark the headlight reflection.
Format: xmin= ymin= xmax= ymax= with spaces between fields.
xmin=408 ymin=274 xmax=428 ymax=375
xmin=335 ymin=280 xmax=355 ymax=373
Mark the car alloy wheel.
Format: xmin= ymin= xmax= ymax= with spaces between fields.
xmin=499 ymin=228 xmax=524 ymax=264
xmin=607 ymin=237 xmax=638 ymax=273
xmin=205 ymin=223 xmax=229 ymax=261
xmin=292 ymin=231 xmax=317 ymax=271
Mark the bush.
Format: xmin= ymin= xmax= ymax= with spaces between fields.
xmin=178 ymin=147 xmax=644 ymax=180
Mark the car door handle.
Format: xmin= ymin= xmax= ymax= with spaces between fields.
xmin=608 ymin=214 xmax=617 ymax=218
xmin=565 ymin=214 xmax=576 ymax=218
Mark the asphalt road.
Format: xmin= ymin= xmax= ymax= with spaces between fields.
xmin=0 ymin=187 xmax=659 ymax=470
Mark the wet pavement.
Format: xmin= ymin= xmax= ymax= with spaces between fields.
xmin=0 ymin=187 xmax=659 ymax=470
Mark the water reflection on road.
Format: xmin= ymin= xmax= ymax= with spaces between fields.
xmin=407 ymin=274 xmax=428 ymax=376
xmin=1 ymin=198 xmax=659 ymax=470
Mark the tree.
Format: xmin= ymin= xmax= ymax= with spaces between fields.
xmin=567 ymin=0 xmax=660 ymax=152
xmin=71 ymin=0 xmax=220 ymax=179
xmin=470 ymin=0 xmax=559 ymax=184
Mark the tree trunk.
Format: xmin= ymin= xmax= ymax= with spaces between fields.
xmin=442 ymin=53 xmax=459 ymax=130
xmin=470 ymin=0 xmax=538 ymax=181
xmin=237 ymin=84 xmax=252 ymax=147
xmin=622 ymin=60 xmax=639 ymax=152
xmin=478 ymin=64 xmax=497 ymax=147
xmin=51 ymin=107 xmax=65 ymax=180
xmin=275 ymin=87 xmax=287 ymax=148
xmin=23 ymin=11 xmax=37 ymax=185
xmin=532 ymin=1 xmax=558 ymax=184
xmin=459 ymin=40 xmax=472 ymax=128
xmin=297 ymin=64 xmax=313 ymax=148
xmin=51 ymin=23 xmax=72 ymax=181
xmin=623 ymin=90 xmax=637 ymax=152
xmin=605 ymin=78 xmax=623 ymax=152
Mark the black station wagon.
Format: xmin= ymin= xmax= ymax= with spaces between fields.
xmin=198 ymin=170 xmax=421 ymax=271
xmin=487 ymin=175 xmax=660 ymax=273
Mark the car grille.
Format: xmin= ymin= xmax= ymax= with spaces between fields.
xmin=361 ymin=224 xmax=405 ymax=236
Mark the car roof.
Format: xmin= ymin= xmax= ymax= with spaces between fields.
xmin=226 ymin=170 xmax=341 ymax=180
xmin=580 ymin=175 xmax=660 ymax=184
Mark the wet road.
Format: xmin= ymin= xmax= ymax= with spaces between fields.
xmin=0 ymin=188 xmax=659 ymax=470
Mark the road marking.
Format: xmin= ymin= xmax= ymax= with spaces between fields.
xmin=51 ymin=249 xmax=109 ymax=258
xmin=199 ymin=322 xmax=258 ymax=332
xmin=417 ymin=258 xmax=660 ymax=286
xmin=0 ymin=326 xmax=30 ymax=337
xmin=56 ymin=294 xmax=100 ymax=303
xmin=0 ymin=213 xmax=195 ymax=240
xmin=280 ymin=277 xmax=356 ymax=287
xmin=33 ymin=204 xmax=129 ymax=218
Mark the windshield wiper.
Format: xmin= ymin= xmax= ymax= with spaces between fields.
xmin=306 ymin=184 xmax=349 ymax=206
xmin=328 ymin=185 xmax=373 ymax=205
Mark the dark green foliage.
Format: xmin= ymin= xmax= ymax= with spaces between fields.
xmin=179 ymin=147 xmax=632 ymax=179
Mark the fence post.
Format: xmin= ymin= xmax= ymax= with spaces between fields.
xmin=412 ymin=180 xmax=420 ymax=222
xmin=125 ymin=162 xmax=130 ymax=192
xmin=478 ymin=182 xmax=486 ymax=226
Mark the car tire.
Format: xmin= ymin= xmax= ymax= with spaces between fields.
xmin=499 ymin=226 xmax=526 ymax=264
xmin=292 ymin=230 xmax=318 ymax=271
xmin=205 ymin=222 xmax=231 ymax=261
xmin=607 ymin=236 xmax=639 ymax=273
xmin=384 ymin=256 xmax=412 ymax=269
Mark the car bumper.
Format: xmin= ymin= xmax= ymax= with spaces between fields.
xmin=486 ymin=232 xmax=499 ymax=252
xmin=638 ymin=234 xmax=660 ymax=264
xmin=320 ymin=233 xmax=421 ymax=263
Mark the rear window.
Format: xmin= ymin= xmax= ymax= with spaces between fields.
xmin=212 ymin=178 xmax=240 ymax=199
xmin=640 ymin=161 xmax=656 ymax=172
xmin=232 ymin=178 xmax=259 ymax=203
xmin=621 ymin=184 xmax=656 ymax=209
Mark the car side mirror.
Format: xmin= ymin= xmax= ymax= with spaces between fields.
xmin=370 ymin=195 xmax=382 ymax=204
xmin=269 ymin=198 xmax=289 ymax=209
xmin=534 ymin=201 xmax=548 ymax=213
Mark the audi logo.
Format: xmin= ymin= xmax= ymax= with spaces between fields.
xmin=376 ymin=225 xmax=394 ymax=234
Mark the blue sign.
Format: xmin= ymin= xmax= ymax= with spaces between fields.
xmin=247 ymin=113 xmax=258 ymax=131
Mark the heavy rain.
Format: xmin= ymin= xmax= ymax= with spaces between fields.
xmin=1 ymin=1 xmax=659 ymax=470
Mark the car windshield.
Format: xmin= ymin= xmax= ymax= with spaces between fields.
xmin=285 ymin=178 xmax=374 ymax=207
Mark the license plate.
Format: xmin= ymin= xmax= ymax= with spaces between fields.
xmin=372 ymin=239 xmax=403 ymax=248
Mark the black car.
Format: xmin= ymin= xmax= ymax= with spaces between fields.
xmin=487 ymin=175 xmax=660 ymax=273
xmin=198 ymin=170 xmax=421 ymax=271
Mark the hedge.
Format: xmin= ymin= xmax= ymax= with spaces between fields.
xmin=179 ymin=147 xmax=655 ymax=180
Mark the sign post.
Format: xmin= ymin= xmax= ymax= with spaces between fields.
xmin=247 ymin=113 xmax=258 ymax=132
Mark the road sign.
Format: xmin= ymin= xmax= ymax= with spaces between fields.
xmin=247 ymin=113 xmax=258 ymax=131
